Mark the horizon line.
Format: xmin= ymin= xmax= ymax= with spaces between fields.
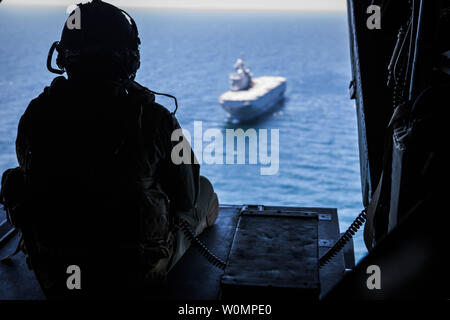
xmin=2 ymin=3 xmax=347 ymax=13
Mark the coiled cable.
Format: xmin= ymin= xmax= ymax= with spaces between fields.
xmin=177 ymin=207 xmax=367 ymax=270
xmin=319 ymin=208 xmax=367 ymax=268
xmin=177 ymin=218 xmax=227 ymax=270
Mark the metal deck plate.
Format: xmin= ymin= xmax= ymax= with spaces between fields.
xmin=221 ymin=208 xmax=320 ymax=300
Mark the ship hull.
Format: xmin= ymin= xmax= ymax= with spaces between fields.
xmin=219 ymin=76 xmax=286 ymax=122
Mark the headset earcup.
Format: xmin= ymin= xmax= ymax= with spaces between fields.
xmin=127 ymin=50 xmax=140 ymax=79
xmin=55 ymin=45 xmax=66 ymax=70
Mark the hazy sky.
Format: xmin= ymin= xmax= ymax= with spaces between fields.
xmin=3 ymin=0 xmax=347 ymax=12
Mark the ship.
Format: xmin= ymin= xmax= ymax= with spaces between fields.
xmin=219 ymin=58 xmax=286 ymax=122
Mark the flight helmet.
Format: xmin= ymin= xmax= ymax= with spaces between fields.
xmin=47 ymin=0 xmax=141 ymax=81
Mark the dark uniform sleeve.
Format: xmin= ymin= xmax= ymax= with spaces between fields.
xmin=164 ymin=114 xmax=200 ymax=213
xmin=16 ymin=100 xmax=36 ymax=168
xmin=16 ymin=82 xmax=62 ymax=168
xmin=148 ymin=106 xmax=200 ymax=214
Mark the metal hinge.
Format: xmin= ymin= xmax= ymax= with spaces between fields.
xmin=318 ymin=213 xmax=332 ymax=221
xmin=319 ymin=239 xmax=335 ymax=247
xmin=240 ymin=204 xmax=264 ymax=213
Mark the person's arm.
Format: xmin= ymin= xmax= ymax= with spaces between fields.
xmin=16 ymin=102 xmax=34 ymax=168
xmin=143 ymin=103 xmax=200 ymax=214
xmin=161 ymin=113 xmax=200 ymax=213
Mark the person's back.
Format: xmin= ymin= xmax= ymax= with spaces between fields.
xmin=6 ymin=0 xmax=219 ymax=298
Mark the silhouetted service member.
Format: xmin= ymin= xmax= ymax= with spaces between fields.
xmin=13 ymin=0 xmax=219 ymax=297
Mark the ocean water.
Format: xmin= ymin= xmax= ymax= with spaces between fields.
xmin=0 ymin=7 xmax=366 ymax=261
